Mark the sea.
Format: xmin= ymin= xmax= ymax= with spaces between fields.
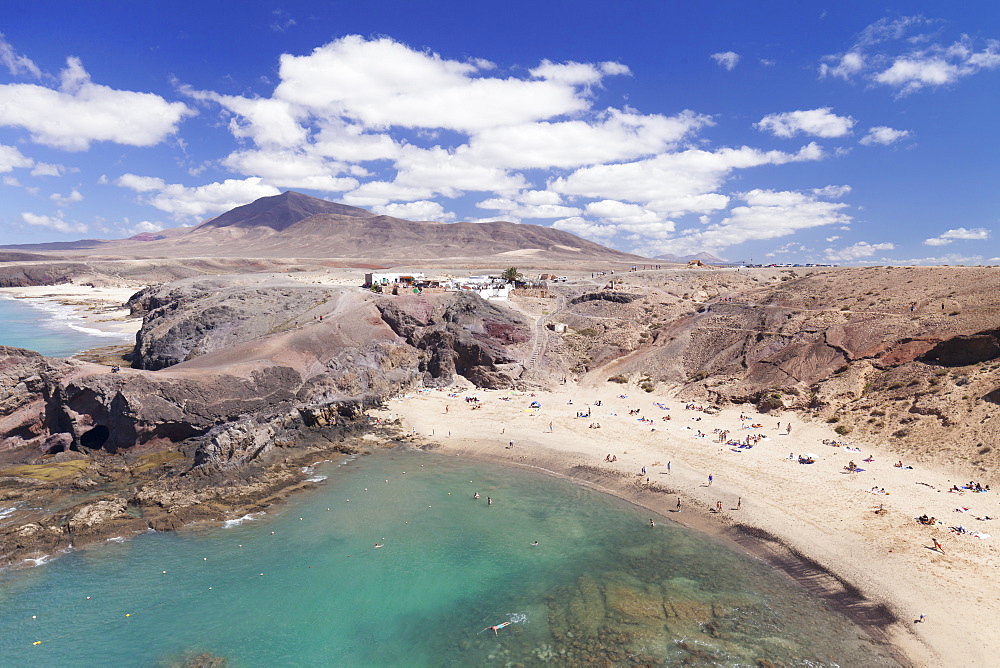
xmin=0 ymin=294 xmax=134 ymax=357
xmin=0 ymin=300 xmax=899 ymax=666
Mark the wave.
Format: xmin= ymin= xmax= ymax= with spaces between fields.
xmin=0 ymin=507 xmax=16 ymax=520
xmin=106 ymin=536 xmax=126 ymax=543
xmin=223 ymin=512 xmax=263 ymax=528
xmin=306 ymin=475 xmax=328 ymax=483
xmin=22 ymin=555 xmax=50 ymax=567
xmin=19 ymin=297 xmax=132 ymax=340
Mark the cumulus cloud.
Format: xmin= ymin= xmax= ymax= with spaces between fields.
xmin=30 ymin=162 xmax=66 ymax=177
xmin=644 ymin=189 xmax=854 ymax=256
xmin=372 ymin=200 xmax=454 ymax=221
xmin=859 ymin=126 xmax=910 ymax=146
xmin=476 ymin=195 xmax=581 ymax=220
xmin=710 ymin=52 xmax=740 ymax=71
xmin=268 ymin=35 xmax=627 ymax=133
xmin=812 ymin=185 xmax=852 ymax=198
xmin=50 ymin=189 xmax=83 ymax=206
xmin=756 ymin=108 xmax=855 ymax=138
xmin=116 ymin=175 xmax=280 ymax=220
xmin=130 ymin=220 xmax=165 ymax=234
xmin=923 ymin=227 xmax=990 ymax=246
xmin=0 ymin=34 xmax=42 ymax=78
xmin=820 ymin=17 xmax=1000 ymax=94
xmin=221 ymin=149 xmax=358 ymax=192
xmin=551 ymin=143 xmax=823 ymax=218
xmin=0 ymin=57 xmax=194 ymax=150
xmin=552 ymin=216 xmax=617 ymax=240
xmin=22 ymin=211 xmax=87 ymax=234
xmin=0 ymin=144 xmax=33 ymax=172
xmin=823 ymin=241 xmax=895 ymax=262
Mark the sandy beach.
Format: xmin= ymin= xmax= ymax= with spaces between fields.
xmin=0 ymin=283 xmax=143 ymax=338
xmin=378 ymin=380 xmax=1000 ymax=667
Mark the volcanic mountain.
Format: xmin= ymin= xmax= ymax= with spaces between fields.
xmin=3 ymin=191 xmax=652 ymax=266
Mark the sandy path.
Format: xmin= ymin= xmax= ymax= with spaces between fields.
xmin=377 ymin=381 xmax=1000 ymax=667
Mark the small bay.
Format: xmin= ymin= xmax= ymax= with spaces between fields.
xmin=0 ymin=296 xmax=132 ymax=358
xmin=0 ymin=450 xmax=897 ymax=666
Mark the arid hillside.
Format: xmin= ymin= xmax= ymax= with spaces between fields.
xmin=525 ymin=266 xmax=1000 ymax=479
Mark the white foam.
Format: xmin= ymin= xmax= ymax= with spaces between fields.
xmin=0 ymin=507 xmax=16 ymax=520
xmin=306 ymin=475 xmax=328 ymax=483
xmin=223 ymin=512 xmax=263 ymax=528
xmin=106 ymin=536 xmax=125 ymax=543
xmin=20 ymin=297 xmax=131 ymax=340
xmin=22 ymin=555 xmax=50 ymax=567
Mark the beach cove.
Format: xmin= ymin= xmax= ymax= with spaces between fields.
xmin=381 ymin=381 xmax=1000 ymax=666
xmin=0 ymin=449 xmax=900 ymax=666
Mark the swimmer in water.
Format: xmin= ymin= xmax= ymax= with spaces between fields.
xmin=485 ymin=621 xmax=512 ymax=635
xmin=474 ymin=492 xmax=480 ymax=499
xmin=374 ymin=543 xmax=383 ymax=549
xmin=531 ymin=541 xmax=539 ymax=546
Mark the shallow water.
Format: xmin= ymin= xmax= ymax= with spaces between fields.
xmin=0 ymin=450 xmax=898 ymax=666
xmin=0 ymin=296 xmax=132 ymax=357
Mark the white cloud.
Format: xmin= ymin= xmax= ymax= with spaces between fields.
xmin=710 ymin=52 xmax=740 ymax=71
xmin=476 ymin=196 xmax=581 ymax=220
xmin=30 ymin=162 xmax=65 ymax=177
xmin=552 ymin=216 xmax=617 ymax=240
xmin=820 ymin=18 xmax=1000 ymax=94
xmin=529 ymin=59 xmax=631 ymax=85
xmin=0 ymin=144 xmax=33 ymax=172
xmin=0 ymin=57 xmax=194 ymax=150
xmin=269 ymin=36 xmax=627 ymax=133
xmin=823 ymin=241 xmax=895 ymax=262
xmin=131 ymin=220 xmax=165 ymax=234
xmin=923 ymin=227 xmax=991 ymax=246
xmin=22 ymin=211 xmax=87 ymax=234
xmin=221 ymin=149 xmax=359 ymax=192
xmin=2 ymin=175 xmax=20 ymax=187
xmin=904 ymin=253 xmax=985 ymax=266
xmin=50 ymin=189 xmax=83 ymax=206
xmin=819 ymin=51 xmax=865 ymax=80
xmin=116 ymin=175 xmax=281 ymax=220
xmin=756 ymin=108 xmax=855 ymax=138
xmin=859 ymin=126 xmax=911 ymax=146
xmin=372 ymin=200 xmax=453 ymax=221
xmin=812 ymin=185 xmax=852 ymax=198
xmin=551 ymin=143 xmax=823 ymax=218
xmin=0 ymin=34 xmax=42 ymax=78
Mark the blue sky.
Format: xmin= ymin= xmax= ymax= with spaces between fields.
xmin=1 ymin=1 xmax=998 ymax=264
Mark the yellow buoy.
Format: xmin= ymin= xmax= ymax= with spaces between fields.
xmin=33 ymin=641 xmax=42 ymax=645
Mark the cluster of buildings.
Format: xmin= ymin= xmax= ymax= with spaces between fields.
xmin=363 ymin=272 xmax=514 ymax=301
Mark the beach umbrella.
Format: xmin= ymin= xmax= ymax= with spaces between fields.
xmin=529 ymin=401 xmax=541 ymax=408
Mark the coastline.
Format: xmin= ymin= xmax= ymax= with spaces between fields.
xmin=0 ymin=283 xmax=142 ymax=343
xmin=381 ymin=381 xmax=1000 ymax=667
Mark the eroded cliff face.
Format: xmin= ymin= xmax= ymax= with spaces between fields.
xmin=375 ymin=291 xmax=531 ymax=389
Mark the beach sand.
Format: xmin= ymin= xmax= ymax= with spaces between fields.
xmin=379 ymin=380 xmax=1000 ymax=666
xmin=0 ymin=283 xmax=143 ymax=337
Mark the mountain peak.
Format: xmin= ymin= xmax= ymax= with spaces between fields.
xmin=197 ymin=191 xmax=375 ymax=232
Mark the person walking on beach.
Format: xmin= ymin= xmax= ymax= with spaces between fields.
xmin=708 ymin=474 xmax=713 ymax=486
xmin=737 ymin=497 xmax=741 ymax=510
xmin=932 ymin=537 xmax=944 ymax=553
xmin=716 ymin=501 xmax=723 ymax=512
xmin=676 ymin=497 xmax=681 ymax=511
xmin=786 ymin=423 xmax=792 ymax=435
xmin=667 ymin=461 xmax=671 ymax=473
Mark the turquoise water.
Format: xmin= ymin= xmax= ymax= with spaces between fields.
xmin=0 ymin=296 xmax=133 ymax=357
xmin=0 ymin=450 xmax=897 ymax=666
